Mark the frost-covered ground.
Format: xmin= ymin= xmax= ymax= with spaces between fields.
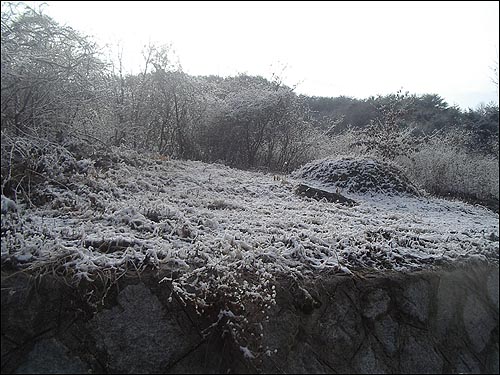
xmin=2 ymin=152 xmax=498 ymax=354
xmin=1 ymin=155 xmax=498 ymax=281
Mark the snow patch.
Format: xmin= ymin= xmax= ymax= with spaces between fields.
xmin=240 ymin=346 xmax=255 ymax=359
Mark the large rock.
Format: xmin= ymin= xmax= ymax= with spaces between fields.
xmin=2 ymin=266 xmax=499 ymax=374
xmin=88 ymin=283 xmax=199 ymax=374
xmin=14 ymin=338 xmax=89 ymax=374
xmin=295 ymin=183 xmax=358 ymax=206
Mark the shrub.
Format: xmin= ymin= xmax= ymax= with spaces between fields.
xmin=400 ymin=142 xmax=499 ymax=203
xmin=0 ymin=132 xmax=96 ymax=205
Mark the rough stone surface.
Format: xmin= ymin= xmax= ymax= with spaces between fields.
xmin=400 ymin=335 xmax=443 ymax=374
xmin=353 ymin=342 xmax=391 ymax=374
xmin=362 ymin=289 xmax=391 ymax=319
xmin=454 ymin=351 xmax=482 ymax=374
xmin=294 ymin=183 xmax=358 ymax=206
xmin=373 ymin=315 xmax=399 ymax=355
xmin=433 ymin=270 xmax=466 ymax=337
xmin=14 ymin=338 xmax=89 ymax=374
xmin=487 ymin=270 xmax=499 ymax=309
xmin=463 ymin=294 xmax=497 ymax=353
xmin=487 ymin=349 xmax=499 ymax=375
xmin=88 ymin=283 xmax=196 ymax=374
xmin=399 ymin=279 xmax=430 ymax=323
xmin=2 ymin=266 xmax=499 ymax=374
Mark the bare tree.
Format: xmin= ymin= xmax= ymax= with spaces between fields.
xmin=491 ymin=55 xmax=499 ymax=90
xmin=198 ymin=75 xmax=313 ymax=170
xmin=1 ymin=2 xmax=107 ymax=141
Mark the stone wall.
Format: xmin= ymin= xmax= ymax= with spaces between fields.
xmin=1 ymin=265 xmax=498 ymax=374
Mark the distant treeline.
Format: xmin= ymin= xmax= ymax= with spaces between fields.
xmin=304 ymin=94 xmax=499 ymax=156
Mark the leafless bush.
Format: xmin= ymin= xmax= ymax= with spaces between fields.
xmin=400 ymin=139 xmax=499 ymax=203
xmin=0 ymin=132 xmax=94 ymax=205
xmin=313 ymin=124 xmax=499 ymax=208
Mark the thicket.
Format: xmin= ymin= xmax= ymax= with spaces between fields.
xmin=1 ymin=3 xmax=499 ymax=209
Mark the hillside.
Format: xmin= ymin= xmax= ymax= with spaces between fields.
xmin=2 ymin=148 xmax=498 ymax=281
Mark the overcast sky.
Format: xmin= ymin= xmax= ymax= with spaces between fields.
xmin=28 ymin=1 xmax=499 ymax=109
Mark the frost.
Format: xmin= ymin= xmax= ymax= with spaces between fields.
xmin=240 ymin=346 xmax=255 ymax=359
xmin=76 ymin=159 xmax=94 ymax=174
xmin=218 ymin=309 xmax=237 ymax=320
xmin=1 ymin=195 xmax=17 ymax=214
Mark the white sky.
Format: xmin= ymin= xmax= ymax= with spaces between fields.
xmin=23 ymin=1 xmax=500 ymax=109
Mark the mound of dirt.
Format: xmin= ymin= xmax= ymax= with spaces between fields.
xmin=293 ymin=156 xmax=422 ymax=197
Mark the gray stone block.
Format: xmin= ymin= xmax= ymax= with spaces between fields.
xmin=15 ymin=338 xmax=88 ymax=374
xmin=486 ymin=270 xmax=499 ymax=310
xmin=363 ymin=289 xmax=391 ymax=319
xmin=400 ymin=336 xmax=443 ymax=374
xmin=463 ymin=294 xmax=496 ymax=353
xmin=89 ymin=283 xmax=197 ymax=373
xmin=400 ymin=279 xmax=430 ymax=323
xmin=373 ymin=315 xmax=399 ymax=355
